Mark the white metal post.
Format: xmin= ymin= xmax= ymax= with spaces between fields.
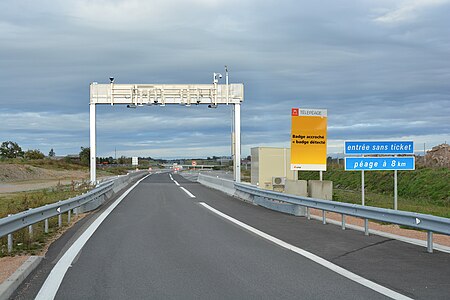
xmin=225 ymin=66 xmax=229 ymax=105
xmin=231 ymin=106 xmax=235 ymax=177
xmin=427 ymin=231 xmax=433 ymax=253
xmin=362 ymin=167 xmax=369 ymax=235
xmin=7 ymin=214 xmax=12 ymax=253
xmin=394 ymin=169 xmax=398 ymax=210
xmin=90 ymin=103 xmax=97 ymax=184
xmin=7 ymin=233 xmax=12 ymax=253
xmin=362 ymin=169 xmax=365 ymax=206
xmin=342 ymin=214 xmax=346 ymax=230
xmin=229 ymin=69 xmax=236 ymax=177
xmin=234 ymin=103 xmax=241 ymax=182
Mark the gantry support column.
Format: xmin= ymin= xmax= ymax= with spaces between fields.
xmin=234 ymin=103 xmax=241 ymax=183
xmin=90 ymin=103 xmax=96 ymax=184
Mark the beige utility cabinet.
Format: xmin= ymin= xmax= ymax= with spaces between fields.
xmin=251 ymin=147 xmax=296 ymax=190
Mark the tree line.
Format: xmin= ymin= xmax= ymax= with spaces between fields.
xmin=0 ymin=141 xmax=52 ymax=160
xmin=0 ymin=141 xmax=87 ymax=164
xmin=0 ymin=141 xmax=143 ymax=166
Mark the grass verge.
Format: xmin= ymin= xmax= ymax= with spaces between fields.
xmin=0 ymin=183 xmax=91 ymax=257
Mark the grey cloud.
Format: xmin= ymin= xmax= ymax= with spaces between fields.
xmin=0 ymin=0 xmax=449 ymax=158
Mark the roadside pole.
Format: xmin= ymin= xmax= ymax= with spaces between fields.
xmin=394 ymin=165 xmax=398 ymax=210
xmin=234 ymin=103 xmax=241 ymax=182
xmin=90 ymin=102 xmax=96 ymax=184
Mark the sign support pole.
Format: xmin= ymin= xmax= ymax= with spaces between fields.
xmin=90 ymin=103 xmax=96 ymax=184
xmin=361 ymin=156 xmax=365 ymax=206
xmin=394 ymin=170 xmax=398 ymax=210
xmin=234 ymin=103 xmax=241 ymax=183
xmin=361 ymin=155 xmax=369 ymax=235
xmin=394 ymin=155 xmax=398 ymax=210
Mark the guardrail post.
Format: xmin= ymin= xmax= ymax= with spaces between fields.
xmin=322 ymin=210 xmax=326 ymax=224
xmin=364 ymin=219 xmax=369 ymax=236
xmin=7 ymin=233 xmax=13 ymax=253
xmin=427 ymin=231 xmax=433 ymax=253
xmin=68 ymin=210 xmax=71 ymax=223
xmin=7 ymin=214 xmax=13 ymax=253
xmin=44 ymin=218 xmax=49 ymax=233
xmin=58 ymin=214 xmax=62 ymax=228
xmin=28 ymin=225 xmax=33 ymax=239
xmin=342 ymin=214 xmax=346 ymax=230
xmin=306 ymin=207 xmax=310 ymax=220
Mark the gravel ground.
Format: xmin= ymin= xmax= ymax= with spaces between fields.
xmin=0 ymin=256 xmax=28 ymax=283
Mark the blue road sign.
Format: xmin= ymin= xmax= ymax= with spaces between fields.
xmin=345 ymin=141 xmax=414 ymax=155
xmin=345 ymin=157 xmax=415 ymax=171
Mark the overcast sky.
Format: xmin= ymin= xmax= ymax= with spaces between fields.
xmin=1 ymin=0 xmax=449 ymax=158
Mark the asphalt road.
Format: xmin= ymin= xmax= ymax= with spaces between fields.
xmin=12 ymin=172 xmax=450 ymax=299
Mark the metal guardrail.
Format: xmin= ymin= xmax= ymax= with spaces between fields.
xmin=235 ymin=183 xmax=450 ymax=236
xmin=0 ymin=182 xmax=113 ymax=238
xmin=0 ymin=171 xmax=148 ymax=253
xmin=197 ymin=174 xmax=450 ymax=253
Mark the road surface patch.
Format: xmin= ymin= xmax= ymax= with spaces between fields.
xmin=199 ymin=202 xmax=412 ymax=300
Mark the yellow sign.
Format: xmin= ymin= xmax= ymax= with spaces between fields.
xmin=290 ymin=108 xmax=327 ymax=171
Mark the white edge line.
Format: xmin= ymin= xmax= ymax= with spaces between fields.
xmin=35 ymin=174 xmax=151 ymax=300
xmin=180 ymin=187 xmax=196 ymax=198
xmin=199 ymin=202 xmax=412 ymax=300
xmin=174 ymin=180 xmax=180 ymax=186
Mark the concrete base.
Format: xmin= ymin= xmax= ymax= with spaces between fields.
xmin=285 ymin=180 xmax=307 ymax=197
xmin=254 ymin=196 xmax=306 ymax=216
xmin=0 ymin=256 xmax=42 ymax=300
xmin=197 ymin=174 xmax=236 ymax=196
xmin=308 ymin=180 xmax=333 ymax=200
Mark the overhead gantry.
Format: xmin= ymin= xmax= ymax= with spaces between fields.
xmin=89 ymin=74 xmax=244 ymax=184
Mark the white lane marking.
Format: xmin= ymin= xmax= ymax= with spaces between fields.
xmin=173 ymin=180 xmax=180 ymax=186
xmin=180 ymin=187 xmax=196 ymax=198
xmin=169 ymin=174 xmax=173 ymax=180
xmin=35 ymin=174 xmax=151 ymax=300
xmin=199 ymin=202 xmax=412 ymax=300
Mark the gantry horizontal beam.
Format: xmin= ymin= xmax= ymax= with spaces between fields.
xmin=90 ymin=83 xmax=244 ymax=105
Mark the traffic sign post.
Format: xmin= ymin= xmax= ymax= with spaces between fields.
xmin=344 ymin=141 xmax=415 ymax=211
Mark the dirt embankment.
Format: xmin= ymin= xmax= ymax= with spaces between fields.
xmin=0 ymin=164 xmax=89 ymax=193
xmin=0 ymin=164 xmax=87 ymax=183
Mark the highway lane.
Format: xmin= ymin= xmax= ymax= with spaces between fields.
xmin=37 ymin=172 xmax=393 ymax=299
xmin=181 ymin=173 xmax=450 ymax=299
xmin=14 ymin=172 xmax=449 ymax=299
